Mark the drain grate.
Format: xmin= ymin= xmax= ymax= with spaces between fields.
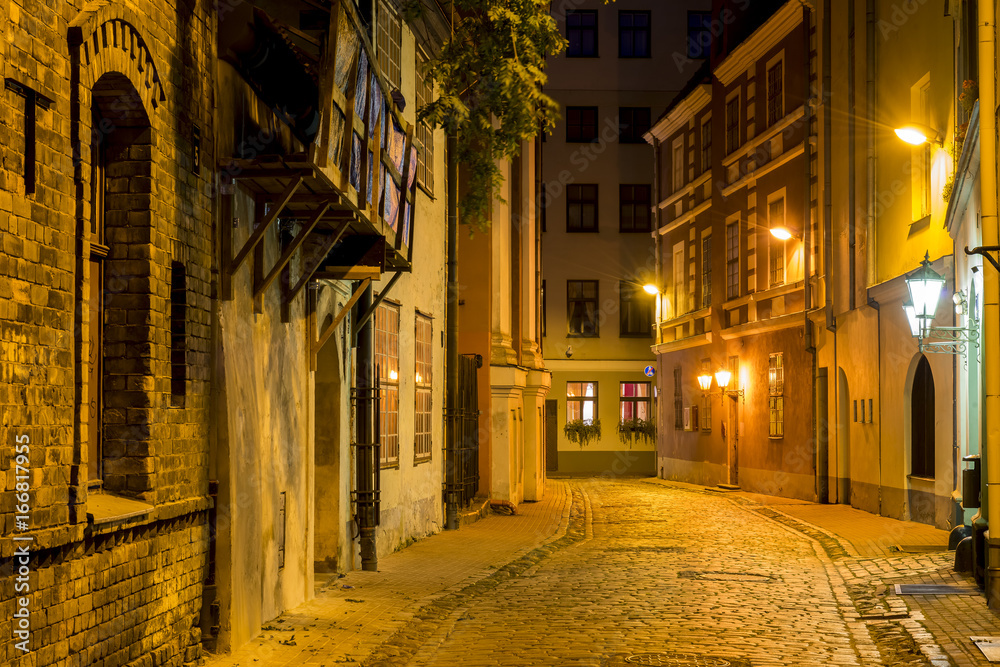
xmin=895 ymin=584 xmax=979 ymax=595
xmin=624 ymin=654 xmax=750 ymax=666
xmin=678 ymin=570 xmax=773 ymax=583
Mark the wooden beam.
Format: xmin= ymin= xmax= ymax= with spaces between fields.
xmin=230 ymin=175 xmax=304 ymax=273
xmin=254 ymin=201 xmax=331 ymax=301
xmin=285 ymin=219 xmax=352 ymax=306
xmin=314 ymin=266 xmax=382 ymax=280
xmin=354 ymin=270 xmax=403 ymax=334
xmin=315 ymin=278 xmax=370 ymax=357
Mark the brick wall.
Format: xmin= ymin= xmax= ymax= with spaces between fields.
xmin=1 ymin=0 xmax=216 ymax=664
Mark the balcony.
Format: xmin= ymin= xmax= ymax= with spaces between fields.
xmin=217 ymin=0 xmax=418 ymax=311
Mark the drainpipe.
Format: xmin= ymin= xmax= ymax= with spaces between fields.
xmin=823 ymin=0 xmax=834 ymax=334
xmin=866 ymin=0 xmax=882 ymax=515
xmin=978 ymin=0 xmax=1000 ymax=607
xmin=652 ymin=137 xmax=662 ymax=345
xmin=356 ymin=282 xmax=378 ymax=570
xmin=445 ymin=133 xmax=460 ymax=530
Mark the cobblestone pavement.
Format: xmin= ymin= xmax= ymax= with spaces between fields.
xmin=206 ymin=478 xmax=1000 ymax=666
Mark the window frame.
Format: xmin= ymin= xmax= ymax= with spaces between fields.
xmin=618 ymin=106 xmax=651 ymax=144
xmin=671 ymin=138 xmax=685 ymax=193
xmin=701 ymin=233 xmax=712 ymax=309
xmin=567 ymin=279 xmax=600 ymax=337
xmin=566 ymin=106 xmax=599 ymax=143
xmin=619 ymin=280 xmax=653 ymax=337
xmin=567 ymin=183 xmax=599 ymax=233
xmin=375 ymin=300 xmax=401 ymax=467
xmin=619 ymin=184 xmax=651 ymax=233
xmin=376 ymin=0 xmax=402 ymax=88
xmin=700 ymin=116 xmax=712 ymax=175
xmin=766 ymin=57 xmax=784 ymax=127
xmin=566 ymin=381 xmax=598 ymax=425
xmin=673 ymin=366 xmax=683 ymax=431
xmin=619 ymin=10 xmax=651 ymax=58
xmin=725 ymin=95 xmax=741 ymax=155
xmin=414 ymin=312 xmax=433 ymax=462
xmin=687 ymin=11 xmax=712 ymax=59
xmin=768 ymin=352 xmax=784 ymax=438
xmin=566 ymin=10 xmax=598 ymax=58
xmin=768 ymin=197 xmax=786 ymax=287
xmin=619 ymin=381 xmax=651 ymax=421
xmin=414 ymin=52 xmax=434 ymax=193
xmin=725 ymin=219 xmax=740 ymax=300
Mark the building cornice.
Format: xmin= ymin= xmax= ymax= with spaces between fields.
xmin=714 ymin=2 xmax=804 ymax=87
xmin=647 ymin=85 xmax=711 ymax=143
xmin=658 ymin=198 xmax=712 ymax=236
xmin=718 ymin=311 xmax=805 ymax=340
xmin=652 ymin=332 xmax=712 ymax=355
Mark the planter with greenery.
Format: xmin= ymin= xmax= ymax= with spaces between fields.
xmin=617 ymin=419 xmax=656 ymax=448
xmin=564 ymin=419 xmax=601 ymax=448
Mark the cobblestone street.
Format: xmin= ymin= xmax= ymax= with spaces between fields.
xmin=206 ymin=479 xmax=1000 ymax=666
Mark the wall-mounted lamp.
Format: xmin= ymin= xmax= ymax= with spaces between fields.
xmin=697 ymin=369 xmax=743 ymax=400
xmin=769 ymin=226 xmax=796 ymax=241
xmin=642 ymin=283 xmax=659 ymax=295
xmin=697 ymin=373 xmax=713 ymax=392
xmin=894 ymin=123 xmax=943 ymax=146
xmin=903 ymin=252 xmax=978 ymax=356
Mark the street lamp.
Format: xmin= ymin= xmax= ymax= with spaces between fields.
xmin=697 ymin=373 xmax=713 ymax=392
xmin=902 ymin=252 xmax=978 ymax=356
xmin=643 ymin=283 xmax=658 ymax=295
xmin=894 ymin=123 xmax=943 ymax=146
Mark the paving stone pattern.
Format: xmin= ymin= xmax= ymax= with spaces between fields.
xmin=205 ymin=479 xmax=1000 ymax=666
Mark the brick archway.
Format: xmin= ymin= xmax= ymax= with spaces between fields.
xmin=69 ymin=9 xmax=166 ymax=121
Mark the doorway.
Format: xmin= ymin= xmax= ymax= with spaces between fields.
xmin=545 ymin=399 xmax=558 ymax=472
xmin=837 ymin=368 xmax=851 ymax=504
xmin=314 ymin=317 xmax=342 ymax=573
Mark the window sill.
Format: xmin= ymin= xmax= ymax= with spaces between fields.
xmin=907 ymin=474 xmax=935 ymax=483
xmin=87 ymin=493 xmax=155 ymax=528
xmin=413 ymin=456 xmax=432 ymax=466
xmin=565 ymin=228 xmax=600 ymax=233
xmin=566 ymin=332 xmax=600 ymax=338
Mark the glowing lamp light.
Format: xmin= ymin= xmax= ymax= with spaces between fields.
xmin=415 ymin=373 xmax=422 ymax=383
xmin=643 ymin=283 xmax=658 ymax=295
xmin=903 ymin=301 xmax=921 ymax=338
xmin=894 ymin=126 xmax=929 ymax=145
xmin=389 ymin=369 xmax=398 ymax=381
xmin=715 ymin=369 xmax=732 ymax=390
xmin=697 ymin=374 xmax=713 ymax=392
xmin=769 ymin=226 xmax=793 ymax=241
xmin=904 ymin=252 xmax=945 ymax=324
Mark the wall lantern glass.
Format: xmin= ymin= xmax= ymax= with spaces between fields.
xmin=894 ymin=123 xmax=942 ymax=146
xmin=714 ymin=369 xmax=732 ymax=390
xmin=901 ymin=252 xmax=978 ymax=357
xmin=905 ymin=252 xmax=945 ymax=325
xmin=697 ymin=374 xmax=713 ymax=391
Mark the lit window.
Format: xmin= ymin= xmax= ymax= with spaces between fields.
xmin=567 ymin=382 xmax=598 ymax=424
xmin=375 ymin=301 xmax=400 ymax=466
xmin=768 ymin=353 xmax=784 ymax=438
xmin=414 ymin=313 xmax=433 ymax=461
xmin=726 ymin=221 xmax=739 ymax=299
xmin=620 ymin=382 xmax=650 ymax=421
xmin=699 ymin=359 xmax=712 ymax=431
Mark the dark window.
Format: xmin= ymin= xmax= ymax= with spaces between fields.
xmin=619 ymin=107 xmax=651 ymax=144
xmin=620 ymin=382 xmax=650 ymax=421
xmin=911 ymin=355 xmax=935 ymax=477
xmin=415 ymin=53 xmax=434 ymax=192
xmin=567 ymin=280 xmax=599 ymax=336
xmin=619 ymin=11 xmax=650 ymax=58
xmin=620 ymin=281 xmax=653 ymax=336
xmin=566 ymin=106 xmax=599 ymax=142
xmin=700 ymin=118 xmax=712 ymax=174
xmin=767 ymin=61 xmax=783 ymax=126
xmin=688 ymin=11 xmax=712 ymax=59
xmin=673 ymin=366 xmax=683 ymax=430
xmin=566 ymin=11 xmax=598 ymax=57
xmin=726 ymin=221 xmax=739 ymax=299
xmin=376 ymin=0 xmax=401 ymax=87
xmin=726 ymin=97 xmax=740 ymax=154
xmin=170 ymin=262 xmax=187 ymax=407
xmin=768 ymin=353 xmax=784 ymax=438
xmin=567 ymin=184 xmax=598 ymax=232
xmin=701 ymin=235 xmax=712 ymax=308
xmin=619 ymin=184 xmax=650 ymax=232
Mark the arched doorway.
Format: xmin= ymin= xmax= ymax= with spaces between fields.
xmin=911 ymin=355 xmax=935 ymax=478
xmin=837 ymin=368 xmax=851 ymax=505
xmin=85 ymin=72 xmax=154 ymax=493
xmin=314 ymin=314 xmax=343 ymax=573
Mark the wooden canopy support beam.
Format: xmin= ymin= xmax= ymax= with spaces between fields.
xmin=230 ymin=175 xmax=304 ymax=273
xmin=311 ymin=277 xmax=370 ymax=368
xmin=354 ymin=270 xmax=403 ymax=335
xmin=254 ymin=200 xmax=331 ymax=301
xmin=285 ymin=218 xmax=352 ymax=307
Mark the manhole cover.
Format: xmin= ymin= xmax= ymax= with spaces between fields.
xmin=677 ymin=570 xmax=773 ymax=583
xmin=624 ymin=653 xmax=750 ymax=666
